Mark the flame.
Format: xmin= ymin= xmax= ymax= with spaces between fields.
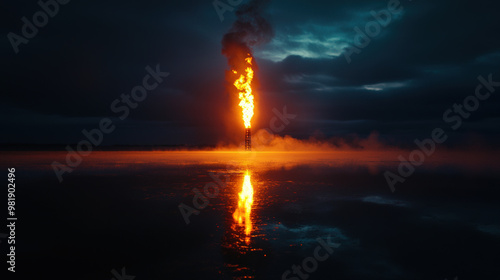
xmin=233 ymin=170 xmax=254 ymax=243
xmin=233 ymin=55 xmax=255 ymax=128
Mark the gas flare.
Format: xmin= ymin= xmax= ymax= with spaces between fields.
xmin=233 ymin=56 xmax=255 ymax=129
xmin=222 ymin=0 xmax=273 ymax=149
xmin=233 ymin=170 xmax=254 ymax=243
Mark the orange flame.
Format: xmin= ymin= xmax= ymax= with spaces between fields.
xmin=233 ymin=55 xmax=255 ymax=128
xmin=233 ymin=170 xmax=254 ymax=243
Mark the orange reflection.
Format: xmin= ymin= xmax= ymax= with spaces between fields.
xmin=233 ymin=170 xmax=254 ymax=244
xmin=222 ymin=169 xmax=268 ymax=279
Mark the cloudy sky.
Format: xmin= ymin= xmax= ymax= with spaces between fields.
xmin=2 ymin=0 xmax=500 ymax=147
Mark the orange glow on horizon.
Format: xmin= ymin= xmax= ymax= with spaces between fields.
xmin=233 ymin=55 xmax=255 ymax=129
xmin=233 ymin=170 xmax=254 ymax=243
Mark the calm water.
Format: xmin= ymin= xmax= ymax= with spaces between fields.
xmin=1 ymin=151 xmax=499 ymax=279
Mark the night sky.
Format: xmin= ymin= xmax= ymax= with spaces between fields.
xmin=2 ymin=0 xmax=500 ymax=147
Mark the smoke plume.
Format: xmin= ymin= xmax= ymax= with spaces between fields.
xmin=221 ymin=0 xmax=274 ymax=71
xmin=221 ymin=0 xmax=274 ymax=143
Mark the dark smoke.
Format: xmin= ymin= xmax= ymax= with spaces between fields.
xmin=221 ymin=0 xmax=274 ymax=144
xmin=222 ymin=0 xmax=274 ymax=69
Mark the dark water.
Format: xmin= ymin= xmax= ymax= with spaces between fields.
xmin=1 ymin=151 xmax=499 ymax=279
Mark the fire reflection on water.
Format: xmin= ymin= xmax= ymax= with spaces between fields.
xmin=233 ymin=170 xmax=254 ymax=244
xmin=222 ymin=169 xmax=269 ymax=279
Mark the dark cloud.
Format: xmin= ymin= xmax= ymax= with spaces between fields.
xmin=1 ymin=0 xmax=500 ymax=146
